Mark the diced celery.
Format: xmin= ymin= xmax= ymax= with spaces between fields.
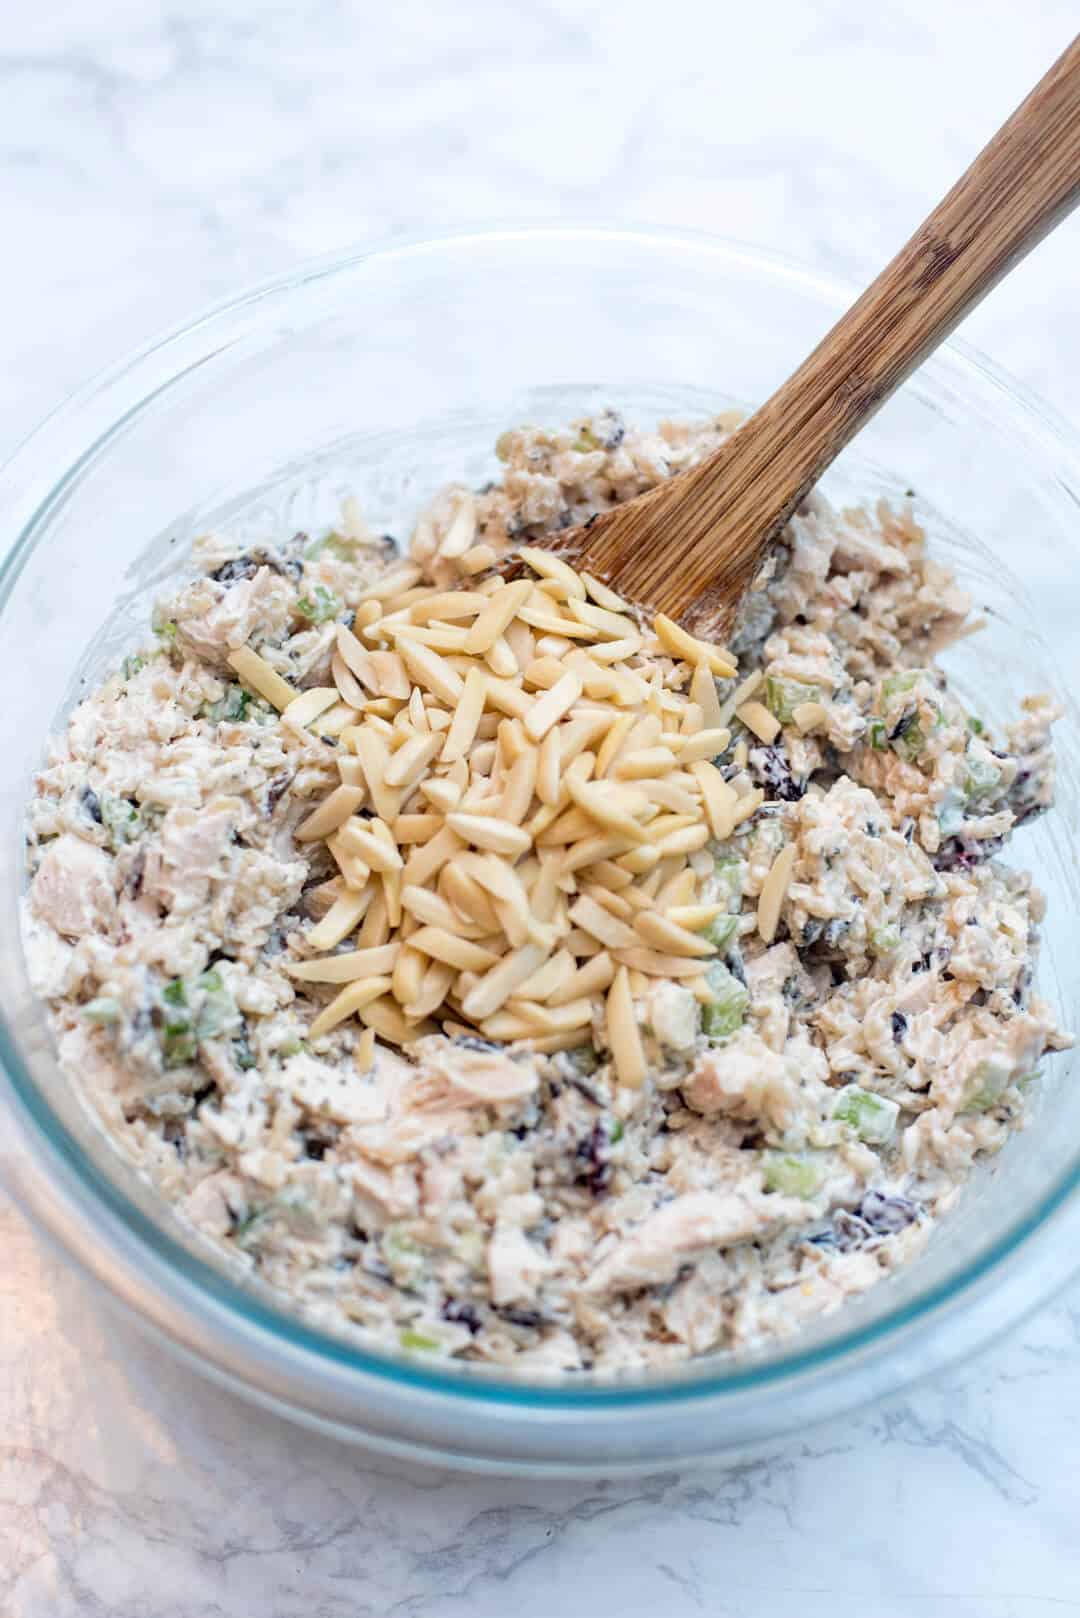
xmin=205 ymin=684 xmax=251 ymax=724
xmin=609 ymin=1119 xmax=625 ymax=1145
xmin=962 ymin=748 xmax=1002 ymax=803
xmin=304 ymin=532 xmax=356 ymax=562
xmin=762 ymin=1151 xmax=825 ymax=1198
xmin=866 ymin=718 xmax=887 ymax=750
xmin=764 ymin=674 xmax=820 ymax=724
xmin=573 ymin=425 xmax=602 ymax=452
xmin=151 ymin=604 xmax=178 ymax=645
xmin=160 ymin=978 xmax=197 ymax=1068
xmin=712 ymin=854 xmax=744 ymax=910
xmin=704 ymin=913 xmax=739 ymax=954
xmin=100 ymin=795 xmax=140 ymax=850
xmin=832 ymin=1085 xmax=900 ymax=1144
xmin=83 ymin=997 xmax=121 ymax=1024
xmin=700 ymin=962 xmax=748 ymax=1042
xmin=121 ymin=654 xmax=144 ymax=680
xmin=963 ymin=1055 xmax=1012 ymax=1113
xmin=869 ymin=925 xmax=901 ymax=959
xmin=649 ymin=983 xmax=699 ymax=1051
xmin=295 ymin=585 xmax=342 ymax=624
xmin=278 ymin=1035 xmax=305 ymax=1059
xmin=568 ymin=1045 xmax=600 ymax=1075
xmin=880 ymin=669 xmax=928 ymax=705
xmin=196 ymin=968 xmax=241 ymax=1040
xmin=966 ymin=715 xmax=986 ymax=736
xmin=399 ymin=1329 xmax=441 ymax=1353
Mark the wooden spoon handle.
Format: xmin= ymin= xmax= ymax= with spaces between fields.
xmin=570 ymin=34 xmax=1080 ymax=634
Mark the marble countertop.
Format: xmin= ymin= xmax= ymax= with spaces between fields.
xmin=2 ymin=3 xmax=1079 ymax=1613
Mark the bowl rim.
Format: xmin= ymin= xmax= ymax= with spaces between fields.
xmin=3 ymin=222 xmax=1080 ymax=1416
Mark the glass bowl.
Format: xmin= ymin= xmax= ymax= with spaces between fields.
xmin=0 ymin=227 xmax=1078 ymax=1476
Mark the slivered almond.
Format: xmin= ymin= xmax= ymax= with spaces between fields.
xmin=607 ymin=966 xmax=645 ymax=1087
xmin=615 ymin=747 xmax=677 ymax=780
xmin=459 ymin=543 xmax=497 ymax=575
xmin=358 ymin=888 xmax=390 ymax=947
xmin=668 ymin=903 xmax=727 ymax=931
xmin=568 ymin=894 xmax=638 ymax=950
xmin=401 ymin=885 xmax=485 ymax=937
xmin=508 ymin=997 xmax=593 ymax=1032
xmin=588 ymin=635 xmax=644 ymax=664
xmin=335 ymin=624 xmax=380 ymax=689
xmin=757 ymin=843 xmax=796 ymax=944
xmin=566 ymin=777 xmax=648 ymax=843
xmin=675 ymin=727 xmax=731 ymax=764
xmin=402 ymin=825 xmax=465 ymax=888
xmin=308 ymin=976 xmax=393 ymax=1040
xmin=524 ymin=672 xmax=583 ymax=741
xmin=410 ymin=927 xmax=499 ymax=973
xmin=227 ymin=646 xmax=297 ymax=711
xmin=653 ymin=823 xmax=711 ymax=857
xmin=445 ymin=812 xmax=531 ymax=856
xmin=689 ymin=759 xmax=737 ymax=839
xmin=656 ymin=866 xmax=695 ymax=908
xmin=393 ymin=814 xmax=441 ymax=843
xmin=499 ymin=749 xmax=538 ymax=824
xmin=736 ymin=699 xmax=781 ymax=744
xmin=419 ymin=777 xmax=462 ymax=813
xmin=351 ymin=727 xmax=404 ymax=822
xmin=690 ymin=662 xmax=723 ymax=730
xmin=536 ymin=727 xmax=562 ymax=805
xmin=485 ymin=638 xmax=518 ymax=678
xmin=518 ymin=546 xmax=587 ymax=599
xmin=359 ymin=996 xmax=437 ymax=1045
xmin=369 ymin=650 xmax=411 ymax=700
xmin=516 ymin=606 xmax=596 ymax=639
xmin=718 ymin=669 xmax=763 ymax=728
xmin=639 ymin=778 xmax=701 ymax=815
xmin=337 ymin=819 xmax=404 ymax=872
xmin=653 ymin=615 xmax=737 ymax=678
xmin=440 ymin=666 xmax=488 ymax=764
xmin=584 ymin=882 xmax=633 ymax=920
xmin=595 ymin=712 xmax=636 ymax=778
xmin=549 ymin=951 xmax=615 ymax=1004
xmin=635 ymin=910 xmax=716 ymax=957
xmin=731 ymin=787 xmax=764 ymax=829
xmin=391 ymin=946 xmax=426 ymax=1009
xmin=516 ymin=950 xmax=577 ymax=1002
xmin=462 ymin=943 xmax=549 ymax=1020
xmin=357 ymin=563 xmax=422 ymax=602
xmin=440 ymin=864 xmax=501 ymax=931
xmin=383 ymin=731 xmax=443 ymax=788
xmin=331 ymin=653 xmax=367 ymax=710
xmin=581 ymin=572 xmax=630 ymax=613
xmin=405 ymin=958 xmax=456 ymax=1022
xmin=295 ymin=785 xmax=368 ymax=842
xmin=616 ymin=844 xmax=661 ymax=875
xmin=396 ymin=636 xmax=464 ymax=705
xmin=483 ymin=677 xmax=532 ymax=720
xmin=523 ymin=656 xmax=564 ymax=690
xmin=305 ymin=888 xmax=376 ymax=951
xmin=286 ymin=944 xmax=400 ymax=982
xmin=464 ymin=580 xmax=533 ymax=654
xmin=384 ymin=621 xmax=468 ymax=652
xmin=792 ymin=700 xmax=828 ymax=733
xmin=566 ymin=597 xmax=634 ymax=640
xmin=411 ymin=591 xmax=488 ymax=622
xmin=612 ymin=948 xmax=709 ymax=978
xmin=355 ymin=1027 xmax=376 ymax=1071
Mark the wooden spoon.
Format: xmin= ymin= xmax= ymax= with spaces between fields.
xmin=511 ymin=35 xmax=1080 ymax=638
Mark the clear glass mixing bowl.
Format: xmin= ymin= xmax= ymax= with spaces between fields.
xmin=0 ymin=228 xmax=1078 ymax=1475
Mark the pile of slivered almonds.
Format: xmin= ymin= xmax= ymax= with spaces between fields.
xmin=227 ymin=549 xmax=804 ymax=1087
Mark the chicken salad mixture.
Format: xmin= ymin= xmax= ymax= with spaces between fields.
xmin=23 ymin=409 xmax=1071 ymax=1373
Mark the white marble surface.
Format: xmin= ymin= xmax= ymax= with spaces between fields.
xmin=2 ymin=3 xmax=1080 ymax=1613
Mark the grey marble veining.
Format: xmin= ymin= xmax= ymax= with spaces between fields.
xmin=2 ymin=3 xmax=1080 ymax=1613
